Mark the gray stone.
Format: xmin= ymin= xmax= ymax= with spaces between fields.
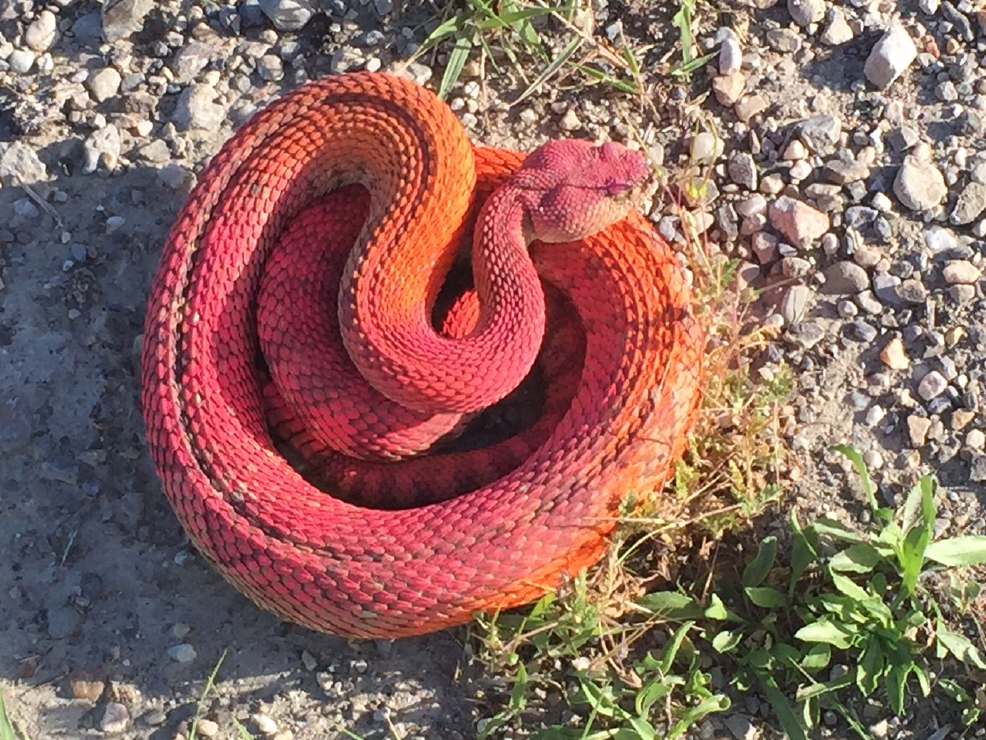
xmin=258 ymin=0 xmax=314 ymax=31
xmin=719 ymin=35 xmax=742 ymax=75
xmin=864 ymin=23 xmax=917 ymax=89
xmin=766 ymin=28 xmax=802 ymax=53
xmin=8 ymin=48 xmax=35 ymax=74
xmin=86 ymin=67 xmax=122 ymax=102
xmin=174 ymin=84 xmax=226 ymax=130
xmin=894 ymin=157 xmax=947 ymax=211
xmin=727 ymin=151 xmax=758 ymax=190
xmin=0 ymin=142 xmax=48 ymax=185
xmin=799 ymin=115 xmax=842 ymax=154
xmin=820 ymin=8 xmax=854 ymax=45
xmin=98 ymin=702 xmax=130 ymax=734
xmin=823 ymin=160 xmax=870 ymax=184
xmin=82 ymin=125 xmax=121 ymax=173
xmin=822 ymin=261 xmax=870 ymax=294
xmin=788 ymin=0 xmax=825 ymax=27
xmin=950 ymin=182 xmax=986 ymax=225
xmin=101 ymin=0 xmax=154 ymax=42
xmin=171 ymin=41 xmax=215 ymax=84
xmin=917 ymin=370 xmax=948 ymax=401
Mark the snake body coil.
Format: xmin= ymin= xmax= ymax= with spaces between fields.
xmin=141 ymin=72 xmax=705 ymax=638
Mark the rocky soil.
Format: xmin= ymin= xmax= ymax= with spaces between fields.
xmin=2 ymin=0 xmax=986 ymax=738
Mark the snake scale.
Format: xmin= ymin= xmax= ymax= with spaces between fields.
xmin=141 ymin=72 xmax=705 ymax=638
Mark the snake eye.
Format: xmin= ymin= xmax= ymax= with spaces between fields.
xmin=605 ymin=181 xmax=634 ymax=199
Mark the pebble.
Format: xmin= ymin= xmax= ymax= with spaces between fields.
xmin=83 ymin=125 xmax=121 ymax=173
xmin=25 ymin=10 xmax=58 ymax=52
xmin=788 ymin=0 xmax=825 ymax=26
xmin=766 ymin=28 xmax=802 ymax=53
xmin=950 ymin=182 xmax=986 ymax=225
xmin=942 ymin=261 xmax=981 ymax=285
xmin=823 ymin=261 xmax=869 ymax=294
xmin=253 ymin=713 xmax=279 ymax=735
xmin=725 ymin=713 xmax=759 ymax=740
xmin=197 ymin=719 xmax=220 ymax=737
xmin=967 ymin=429 xmax=985 ymax=450
xmin=768 ymin=196 xmax=830 ymax=247
xmin=727 ymin=151 xmax=757 ymax=189
xmin=864 ymin=22 xmax=917 ymax=89
xmin=259 ymin=0 xmax=314 ymax=31
xmin=917 ymin=370 xmax=949 ymax=401
xmin=691 ymin=132 xmax=723 ymax=164
xmin=880 ymin=337 xmax=909 ymax=369
xmin=713 ymin=72 xmax=746 ymax=106
xmin=8 ymin=48 xmax=36 ymax=74
xmin=734 ymin=94 xmax=768 ymax=122
xmin=821 ymin=9 xmax=854 ymax=45
xmin=0 ymin=142 xmax=48 ymax=185
xmin=172 ymin=42 xmax=214 ymax=84
xmin=102 ymin=0 xmax=153 ymax=41
xmin=894 ymin=156 xmax=947 ymax=211
xmin=98 ymin=703 xmax=130 ymax=735
xmin=558 ymin=108 xmax=582 ymax=131
xmin=719 ymin=36 xmax=742 ymax=75
xmin=143 ymin=709 xmax=167 ymax=726
xmin=925 ymin=226 xmax=957 ymax=253
xmin=87 ymin=67 xmax=122 ymax=103
xmin=175 ymin=83 xmax=226 ymax=130
xmin=168 ymin=643 xmax=197 ymax=662
xmin=907 ymin=415 xmax=932 ymax=446
xmin=799 ymin=115 xmax=842 ymax=155
xmin=823 ymin=160 xmax=870 ymax=185
xmin=780 ymin=285 xmax=812 ymax=324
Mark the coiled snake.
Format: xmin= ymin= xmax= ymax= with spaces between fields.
xmin=141 ymin=72 xmax=704 ymax=638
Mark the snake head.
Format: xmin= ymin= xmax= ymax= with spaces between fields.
xmin=514 ymin=139 xmax=653 ymax=244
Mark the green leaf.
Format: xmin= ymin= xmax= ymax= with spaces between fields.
xmin=635 ymin=678 xmax=672 ymax=717
xmin=745 ymin=586 xmax=787 ymax=609
xmin=637 ymin=591 xmax=705 ymax=621
xmin=704 ymin=593 xmax=728 ymax=621
xmin=509 ymin=662 xmax=528 ymax=712
xmin=924 ymin=535 xmax=986 ymax=567
xmin=800 ymin=643 xmax=831 ymax=671
xmin=937 ymin=626 xmax=986 ymax=670
xmin=829 ymin=573 xmax=871 ymax=603
xmin=743 ymin=536 xmax=778 ymax=588
xmin=659 ymin=621 xmax=696 ymax=674
xmin=626 ymin=716 xmax=656 ymax=740
xmin=899 ymin=524 xmax=930 ymax=597
xmin=829 ymin=543 xmax=883 ymax=573
xmin=666 ymin=695 xmax=730 ymax=740
xmin=812 ymin=518 xmax=866 ymax=544
xmin=789 ymin=509 xmax=818 ymax=595
xmin=795 ymin=621 xmax=855 ymax=650
xmin=856 ymin=640 xmax=885 ymax=696
xmin=711 ymin=630 xmax=742 ymax=653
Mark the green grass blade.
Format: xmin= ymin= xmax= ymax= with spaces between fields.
xmin=0 ymin=690 xmax=26 ymax=740
xmin=831 ymin=444 xmax=881 ymax=515
xmin=438 ymin=34 xmax=474 ymax=100
xmin=512 ymin=35 xmax=581 ymax=106
xmin=759 ymin=675 xmax=808 ymax=740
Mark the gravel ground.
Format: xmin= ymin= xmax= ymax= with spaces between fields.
xmin=2 ymin=0 xmax=986 ymax=738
